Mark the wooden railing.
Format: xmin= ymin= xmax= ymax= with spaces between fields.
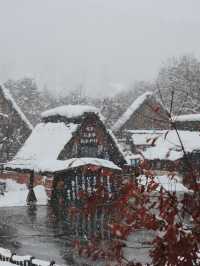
xmin=0 ymin=247 xmax=60 ymax=266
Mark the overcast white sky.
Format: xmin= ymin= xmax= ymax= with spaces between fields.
xmin=0 ymin=0 xmax=200 ymax=97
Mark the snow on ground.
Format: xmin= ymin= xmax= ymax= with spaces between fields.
xmin=123 ymin=229 xmax=153 ymax=265
xmin=0 ymin=179 xmax=48 ymax=207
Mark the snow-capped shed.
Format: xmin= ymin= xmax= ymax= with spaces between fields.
xmin=0 ymin=85 xmax=32 ymax=163
xmin=126 ymin=129 xmax=166 ymax=152
xmin=6 ymin=105 xmax=126 ymax=204
xmin=174 ymin=114 xmax=200 ymax=131
xmin=138 ymin=174 xmax=189 ymax=194
xmin=112 ymin=92 xmax=169 ymax=134
xmin=141 ymin=130 xmax=200 ymax=186
xmin=142 ymin=130 xmax=200 ymax=163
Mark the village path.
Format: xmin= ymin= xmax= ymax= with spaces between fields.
xmin=0 ymin=206 xmax=75 ymax=265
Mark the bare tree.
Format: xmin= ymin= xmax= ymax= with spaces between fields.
xmin=156 ymin=55 xmax=200 ymax=115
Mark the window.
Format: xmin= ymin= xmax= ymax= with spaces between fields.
xmin=156 ymin=160 xmax=161 ymax=169
xmin=130 ymin=159 xmax=140 ymax=167
xmin=80 ymin=145 xmax=98 ymax=157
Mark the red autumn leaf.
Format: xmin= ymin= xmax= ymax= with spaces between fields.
xmin=73 ymin=239 xmax=80 ymax=249
xmin=153 ymin=105 xmax=160 ymax=113
xmin=77 ymin=191 xmax=87 ymax=199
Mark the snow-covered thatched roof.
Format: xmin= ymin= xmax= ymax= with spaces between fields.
xmin=5 ymin=122 xmax=78 ymax=172
xmin=112 ymin=91 xmax=153 ymax=132
xmin=142 ymin=130 xmax=200 ymax=161
xmin=0 ymin=85 xmax=33 ymax=130
xmin=5 ymin=104 xmax=125 ymax=172
xmin=175 ymin=114 xmax=200 ymax=122
xmin=42 ymin=105 xmax=99 ymax=119
xmin=5 ymin=121 xmax=121 ymax=172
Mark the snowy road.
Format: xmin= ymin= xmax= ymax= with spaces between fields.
xmin=0 ymin=206 xmax=74 ymax=265
xmin=0 ymin=206 xmax=154 ymax=265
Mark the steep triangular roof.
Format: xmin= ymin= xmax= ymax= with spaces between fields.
xmin=0 ymin=85 xmax=33 ymax=130
xmin=6 ymin=105 xmax=126 ymax=172
xmin=112 ymin=92 xmax=154 ymax=132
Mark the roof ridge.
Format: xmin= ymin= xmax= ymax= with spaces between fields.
xmin=41 ymin=104 xmax=99 ymax=119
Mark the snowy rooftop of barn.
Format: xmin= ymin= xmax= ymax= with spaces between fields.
xmin=175 ymin=113 xmax=200 ymax=122
xmin=0 ymin=85 xmax=33 ymax=130
xmin=129 ymin=130 xmax=166 ymax=146
xmin=112 ymin=91 xmax=153 ymax=131
xmin=142 ymin=130 xmax=200 ymax=161
xmin=138 ymin=175 xmax=189 ymax=193
xmin=42 ymin=104 xmax=99 ymax=119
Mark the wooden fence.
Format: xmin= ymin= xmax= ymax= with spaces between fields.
xmin=0 ymin=247 xmax=60 ymax=266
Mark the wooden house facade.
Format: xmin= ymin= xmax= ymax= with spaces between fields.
xmin=51 ymin=159 xmax=122 ymax=206
xmin=111 ymin=92 xmax=170 ymax=169
xmin=5 ymin=105 xmax=126 ymax=205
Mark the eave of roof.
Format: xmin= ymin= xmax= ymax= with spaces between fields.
xmin=5 ymin=157 xmax=121 ymax=174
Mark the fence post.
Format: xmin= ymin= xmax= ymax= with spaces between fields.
xmin=0 ymin=249 xmax=58 ymax=266
xmin=50 ymin=260 xmax=55 ymax=266
xmin=29 ymin=256 xmax=35 ymax=266
xmin=10 ymin=253 xmax=16 ymax=263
